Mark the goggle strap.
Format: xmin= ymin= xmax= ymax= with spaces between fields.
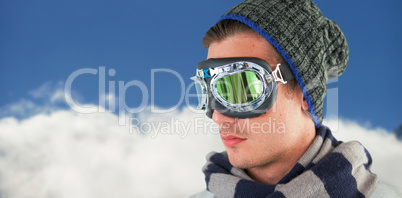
xmin=272 ymin=63 xmax=294 ymax=84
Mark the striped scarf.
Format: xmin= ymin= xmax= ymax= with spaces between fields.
xmin=203 ymin=126 xmax=378 ymax=197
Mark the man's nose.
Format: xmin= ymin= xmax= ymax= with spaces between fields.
xmin=212 ymin=111 xmax=236 ymax=126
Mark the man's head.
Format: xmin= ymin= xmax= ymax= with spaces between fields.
xmin=205 ymin=25 xmax=315 ymax=172
xmin=195 ymin=0 xmax=349 ymax=182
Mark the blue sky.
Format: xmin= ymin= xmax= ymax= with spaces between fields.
xmin=1 ymin=0 xmax=401 ymax=131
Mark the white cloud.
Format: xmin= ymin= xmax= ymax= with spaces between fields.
xmin=0 ymin=81 xmax=92 ymax=119
xmin=50 ymin=89 xmax=66 ymax=103
xmin=0 ymin=108 xmax=223 ymax=198
xmin=29 ymin=81 xmax=53 ymax=99
xmin=0 ymin=101 xmax=401 ymax=197
xmin=0 ymin=81 xmax=67 ymax=119
xmin=29 ymin=81 xmax=64 ymax=102
xmin=0 ymin=99 xmax=47 ymax=118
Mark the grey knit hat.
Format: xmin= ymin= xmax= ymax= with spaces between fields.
xmin=217 ymin=0 xmax=349 ymax=127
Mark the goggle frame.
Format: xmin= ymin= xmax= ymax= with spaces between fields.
xmin=192 ymin=61 xmax=287 ymax=113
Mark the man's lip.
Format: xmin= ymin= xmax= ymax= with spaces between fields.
xmin=220 ymin=135 xmax=246 ymax=140
xmin=220 ymin=135 xmax=247 ymax=147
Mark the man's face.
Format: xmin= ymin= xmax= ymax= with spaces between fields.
xmin=207 ymin=31 xmax=312 ymax=170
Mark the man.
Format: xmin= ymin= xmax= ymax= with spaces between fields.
xmin=191 ymin=0 xmax=401 ymax=197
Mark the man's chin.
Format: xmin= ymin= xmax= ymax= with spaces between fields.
xmin=227 ymin=150 xmax=252 ymax=169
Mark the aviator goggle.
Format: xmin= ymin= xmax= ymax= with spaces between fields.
xmin=191 ymin=57 xmax=295 ymax=119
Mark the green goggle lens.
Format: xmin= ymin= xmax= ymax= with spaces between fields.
xmin=216 ymin=71 xmax=263 ymax=104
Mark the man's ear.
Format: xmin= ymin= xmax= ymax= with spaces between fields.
xmin=302 ymin=97 xmax=309 ymax=111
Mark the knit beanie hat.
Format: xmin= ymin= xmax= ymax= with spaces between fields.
xmin=214 ymin=0 xmax=349 ymax=127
